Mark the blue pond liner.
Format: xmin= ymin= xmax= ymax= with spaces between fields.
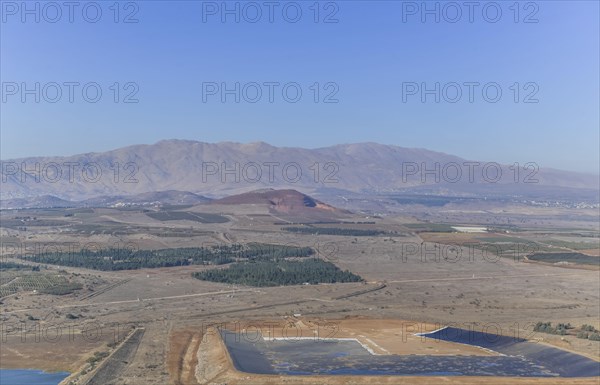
xmin=220 ymin=328 xmax=600 ymax=377
xmin=419 ymin=327 xmax=600 ymax=377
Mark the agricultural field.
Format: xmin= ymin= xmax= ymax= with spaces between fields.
xmin=0 ymin=201 xmax=598 ymax=385
xmin=403 ymin=223 xmax=457 ymax=233
xmin=283 ymin=226 xmax=388 ymax=236
xmin=418 ymin=229 xmax=599 ymax=267
xmin=0 ymin=271 xmax=82 ymax=298
xmin=528 ymin=252 xmax=599 ymax=266
xmin=146 ymin=211 xmax=229 ymax=223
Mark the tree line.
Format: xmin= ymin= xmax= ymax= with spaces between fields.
xmin=19 ymin=243 xmax=314 ymax=271
xmin=0 ymin=261 xmax=39 ymax=271
xmin=193 ymin=258 xmax=363 ymax=287
xmin=283 ymin=227 xmax=386 ymax=236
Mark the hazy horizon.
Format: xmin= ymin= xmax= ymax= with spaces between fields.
xmin=2 ymin=1 xmax=599 ymax=173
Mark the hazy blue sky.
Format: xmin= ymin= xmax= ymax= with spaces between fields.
xmin=1 ymin=1 xmax=598 ymax=173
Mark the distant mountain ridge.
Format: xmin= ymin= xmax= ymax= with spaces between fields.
xmin=0 ymin=190 xmax=211 ymax=209
xmin=1 ymin=140 xmax=597 ymax=204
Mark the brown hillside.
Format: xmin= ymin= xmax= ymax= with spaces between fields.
xmin=211 ymin=189 xmax=345 ymax=214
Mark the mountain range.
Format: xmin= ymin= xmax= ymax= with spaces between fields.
xmin=1 ymin=140 xmax=598 ymax=208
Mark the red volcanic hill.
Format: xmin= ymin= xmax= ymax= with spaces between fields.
xmin=211 ymin=189 xmax=346 ymax=214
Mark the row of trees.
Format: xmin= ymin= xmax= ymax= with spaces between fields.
xmin=20 ymin=243 xmax=314 ymax=271
xmin=0 ymin=261 xmax=39 ymax=271
xmin=283 ymin=227 xmax=386 ymax=237
xmin=528 ymin=252 xmax=599 ymax=265
xmin=193 ymin=258 xmax=363 ymax=287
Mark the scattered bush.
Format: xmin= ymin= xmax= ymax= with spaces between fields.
xmin=536 ymin=322 xmax=600 ymax=341
xmin=588 ymin=333 xmax=600 ymax=341
xmin=86 ymin=351 xmax=109 ymax=366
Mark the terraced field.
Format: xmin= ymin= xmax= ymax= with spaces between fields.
xmin=0 ymin=273 xmax=81 ymax=298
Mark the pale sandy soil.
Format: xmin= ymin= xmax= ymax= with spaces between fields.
xmin=0 ymin=330 xmax=114 ymax=372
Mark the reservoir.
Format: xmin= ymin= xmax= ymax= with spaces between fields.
xmin=0 ymin=369 xmax=70 ymax=385
xmin=220 ymin=328 xmax=600 ymax=377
